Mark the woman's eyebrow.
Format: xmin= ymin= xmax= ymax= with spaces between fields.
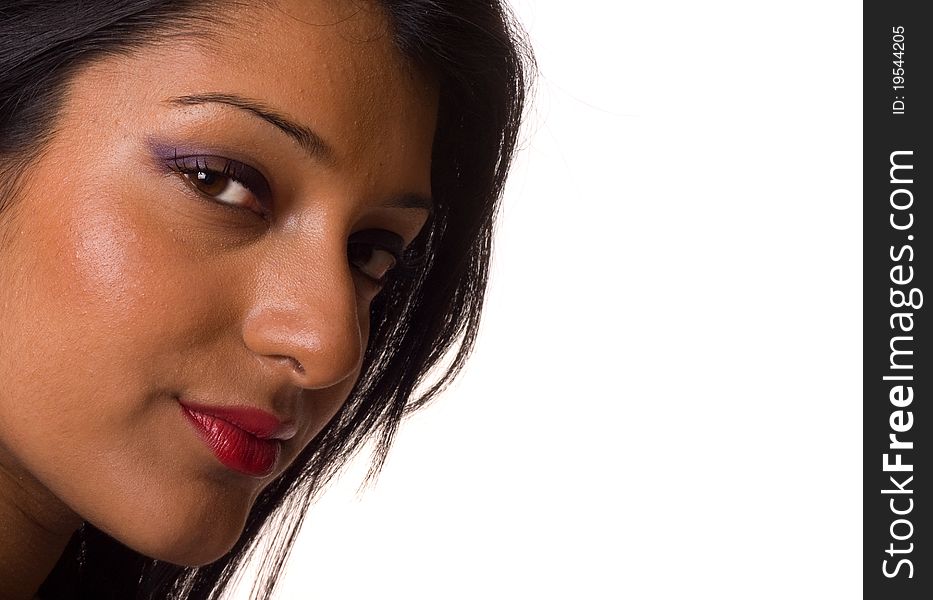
xmin=384 ymin=192 xmax=434 ymax=212
xmin=165 ymin=92 xmax=335 ymax=165
xmin=165 ymin=92 xmax=434 ymax=213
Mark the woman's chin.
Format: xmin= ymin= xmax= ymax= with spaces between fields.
xmin=117 ymin=523 xmax=243 ymax=567
xmin=149 ymin=538 xmax=241 ymax=568
xmin=88 ymin=492 xmax=252 ymax=567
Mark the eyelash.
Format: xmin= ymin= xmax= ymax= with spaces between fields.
xmin=347 ymin=231 xmax=419 ymax=287
xmin=165 ymin=151 xmax=419 ymax=288
xmin=167 ymin=152 xmax=270 ymax=215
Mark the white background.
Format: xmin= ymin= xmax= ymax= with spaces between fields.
xmin=231 ymin=1 xmax=862 ymax=598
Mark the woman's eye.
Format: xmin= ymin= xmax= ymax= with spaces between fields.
xmin=168 ymin=154 xmax=270 ymax=216
xmin=348 ymin=230 xmax=405 ymax=286
xmin=186 ymin=169 xmax=253 ymax=207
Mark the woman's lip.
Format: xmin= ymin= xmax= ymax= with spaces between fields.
xmin=176 ymin=398 xmax=298 ymax=441
xmin=179 ymin=404 xmax=281 ymax=478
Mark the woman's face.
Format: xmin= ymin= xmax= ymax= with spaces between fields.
xmin=0 ymin=0 xmax=435 ymax=565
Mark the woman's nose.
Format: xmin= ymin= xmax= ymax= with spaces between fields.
xmin=240 ymin=241 xmax=364 ymax=391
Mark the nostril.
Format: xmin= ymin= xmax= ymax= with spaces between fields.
xmin=287 ymin=356 xmax=305 ymax=375
xmin=272 ymin=355 xmax=304 ymax=375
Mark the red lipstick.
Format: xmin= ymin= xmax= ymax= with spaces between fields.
xmin=177 ymin=399 xmax=295 ymax=478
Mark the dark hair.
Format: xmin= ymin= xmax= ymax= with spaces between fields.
xmin=1 ymin=0 xmax=533 ymax=598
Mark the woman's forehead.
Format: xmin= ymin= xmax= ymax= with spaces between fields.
xmin=66 ymin=0 xmax=437 ymax=174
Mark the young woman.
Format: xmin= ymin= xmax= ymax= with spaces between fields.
xmin=0 ymin=1 xmax=532 ymax=597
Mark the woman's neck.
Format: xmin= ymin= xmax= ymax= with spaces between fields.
xmin=0 ymin=445 xmax=83 ymax=600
